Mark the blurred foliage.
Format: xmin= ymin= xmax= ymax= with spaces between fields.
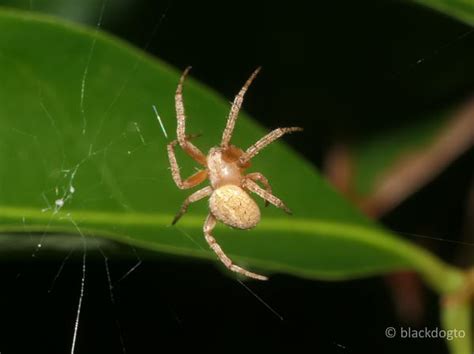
xmin=413 ymin=0 xmax=474 ymax=26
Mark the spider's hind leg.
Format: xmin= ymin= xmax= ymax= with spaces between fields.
xmin=204 ymin=213 xmax=268 ymax=281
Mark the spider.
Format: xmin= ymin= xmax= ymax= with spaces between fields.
xmin=167 ymin=67 xmax=302 ymax=280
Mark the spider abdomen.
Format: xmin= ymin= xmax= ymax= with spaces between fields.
xmin=209 ymin=185 xmax=260 ymax=230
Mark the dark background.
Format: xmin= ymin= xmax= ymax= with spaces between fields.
xmin=1 ymin=0 xmax=473 ymax=353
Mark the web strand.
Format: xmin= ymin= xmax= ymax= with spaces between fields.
xmin=99 ymin=247 xmax=127 ymax=354
xmin=70 ymin=219 xmax=87 ymax=354
xmin=80 ymin=0 xmax=108 ymax=135
xmin=48 ymin=248 xmax=74 ymax=293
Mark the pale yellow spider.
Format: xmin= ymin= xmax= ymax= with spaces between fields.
xmin=167 ymin=67 xmax=302 ymax=280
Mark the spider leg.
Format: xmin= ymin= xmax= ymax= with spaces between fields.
xmin=246 ymin=172 xmax=272 ymax=207
xmin=172 ymin=186 xmax=213 ymax=225
xmin=167 ymin=141 xmax=208 ymax=190
xmin=175 ymin=67 xmax=207 ymax=165
xmin=221 ymin=67 xmax=261 ymax=148
xmin=242 ymin=178 xmax=291 ymax=214
xmin=239 ymin=127 xmax=303 ymax=165
xmin=203 ymin=213 xmax=268 ymax=281
xmin=167 ymin=135 xmax=206 ymax=173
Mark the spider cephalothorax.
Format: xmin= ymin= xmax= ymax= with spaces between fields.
xmin=167 ymin=67 xmax=302 ymax=280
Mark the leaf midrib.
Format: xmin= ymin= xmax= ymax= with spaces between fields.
xmin=0 ymin=204 xmax=460 ymax=291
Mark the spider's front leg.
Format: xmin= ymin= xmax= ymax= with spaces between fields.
xmin=221 ymin=67 xmax=261 ymax=148
xmin=203 ymin=213 xmax=268 ymax=281
xmin=239 ymin=127 xmax=303 ymax=165
xmin=242 ymin=178 xmax=292 ymax=214
xmin=175 ymin=67 xmax=207 ymax=166
xmin=167 ymin=139 xmax=208 ymax=190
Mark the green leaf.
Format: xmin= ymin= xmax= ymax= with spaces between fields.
xmin=412 ymin=0 xmax=474 ymax=26
xmin=2 ymin=0 xmax=115 ymax=24
xmin=0 ymin=9 xmax=462 ymax=292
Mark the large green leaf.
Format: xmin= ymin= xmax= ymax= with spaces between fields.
xmin=413 ymin=0 xmax=474 ymax=26
xmin=0 ymin=9 xmax=463 ymax=292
